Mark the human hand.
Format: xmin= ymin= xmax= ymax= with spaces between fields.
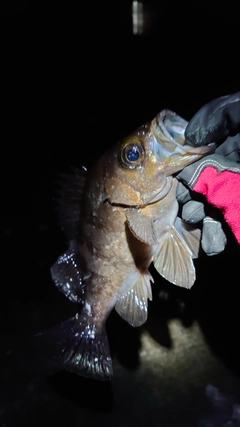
xmin=177 ymin=92 xmax=240 ymax=255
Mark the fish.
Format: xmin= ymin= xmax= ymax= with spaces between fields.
xmin=40 ymin=109 xmax=215 ymax=381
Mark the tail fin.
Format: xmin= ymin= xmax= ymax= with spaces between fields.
xmin=36 ymin=314 xmax=113 ymax=381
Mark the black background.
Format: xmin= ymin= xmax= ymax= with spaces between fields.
xmin=1 ymin=1 xmax=240 ymax=426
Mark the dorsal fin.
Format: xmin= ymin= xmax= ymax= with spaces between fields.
xmin=54 ymin=166 xmax=87 ymax=240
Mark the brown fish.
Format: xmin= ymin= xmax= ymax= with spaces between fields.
xmin=42 ymin=109 xmax=215 ymax=381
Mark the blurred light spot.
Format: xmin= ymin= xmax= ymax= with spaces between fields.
xmin=132 ymin=1 xmax=156 ymax=35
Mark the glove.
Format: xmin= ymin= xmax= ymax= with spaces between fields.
xmin=177 ymin=92 xmax=240 ymax=256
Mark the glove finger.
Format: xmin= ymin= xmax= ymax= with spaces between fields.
xmin=177 ymin=152 xmax=240 ymax=192
xmin=181 ymin=200 xmax=206 ymax=224
xmin=176 ymin=181 xmax=192 ymax=204
xmin=201 ymin=216 xmax=227 ymax=256
xmin=185 ymin=92 xmax=240 ymax=146
xmin=216 ymin=134 xmax=240 ymax=162
xmin=176 ymin=157 xmax=206 ymax=189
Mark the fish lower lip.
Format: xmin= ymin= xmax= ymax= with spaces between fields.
xmin=185 ymin=139 xmax=217 ymax=149
xmin=170 ymin=141 xmax=216 ymax=155
xmin=182 ymin=142 xmax=216 ymax=154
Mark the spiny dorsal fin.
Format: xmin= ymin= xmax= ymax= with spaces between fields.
xmin=54 ymin=166 xmax=87 ymax=240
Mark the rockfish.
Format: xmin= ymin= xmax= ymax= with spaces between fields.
xmin=42 ymin=109 xmax=214 ymax=381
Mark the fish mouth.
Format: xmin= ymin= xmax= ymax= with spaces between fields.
xmin=151 ymin=109 xmax=216 ymax=174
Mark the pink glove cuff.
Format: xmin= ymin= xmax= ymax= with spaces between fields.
xmin=193 ymin=167 xmax=240 ymax=243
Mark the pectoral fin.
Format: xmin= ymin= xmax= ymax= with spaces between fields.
xmin=125 ymin=208 xmax=157 ymax=245
xmin=51 ymin=241 xmax=85 ymax=304
xmin=115 ymin=271 xmax=153 ymax=327
xmin=153 ymin=227 xmax=196 ymax=289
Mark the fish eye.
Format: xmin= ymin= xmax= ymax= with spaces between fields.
xmin=119 ymin=139 xmax=144 ymax=168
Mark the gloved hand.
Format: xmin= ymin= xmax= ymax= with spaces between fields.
xmin=177 ymin=92 xmax=240 ymax=256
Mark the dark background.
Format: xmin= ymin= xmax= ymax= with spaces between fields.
xmin=1 ymin=1 xmax=240 ymax=426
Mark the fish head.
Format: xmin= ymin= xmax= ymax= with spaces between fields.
xmin=104 ymin=109 xmax=215 ymax=206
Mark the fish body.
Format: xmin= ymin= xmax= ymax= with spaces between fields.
xmin=44 ymin=110 xmax=215 ymax=381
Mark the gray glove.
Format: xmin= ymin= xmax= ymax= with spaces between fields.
xmin=177 ymin=92 xmax=240 ymax=256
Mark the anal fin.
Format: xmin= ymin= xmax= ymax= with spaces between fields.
xmin=115 ymin=271 xmax=153 ymax=327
